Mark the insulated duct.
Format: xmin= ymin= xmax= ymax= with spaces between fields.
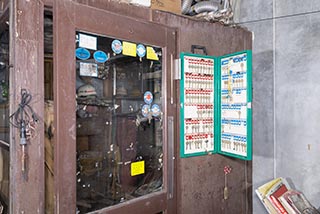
xmin=181 ymin=0 xmax=193 ymax=14
xmin=191 ymin=1 xmax=219 ymax=14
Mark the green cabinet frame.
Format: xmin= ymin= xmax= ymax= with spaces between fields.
xmin=180 ymin=50 xmax=252 ymax=160
xmin=179 ymin=53 xmax=217 ymax=158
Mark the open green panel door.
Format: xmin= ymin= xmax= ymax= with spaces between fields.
xmin=217 ymin=50 xmax=252 ymax=160
xmin=179 ymin=50 xmax=252 ymax=160
xmin=180 ymin=53 xmax=217 ymax=158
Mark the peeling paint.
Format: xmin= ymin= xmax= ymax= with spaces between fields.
xmin=145 ymin=201 xmax=151 ymax=206
xmin=68 ymin=123 xmax=76 ymax=140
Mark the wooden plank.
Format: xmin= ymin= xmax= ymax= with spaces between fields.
xmin=151 ymin=0 xmax=181 ymax=15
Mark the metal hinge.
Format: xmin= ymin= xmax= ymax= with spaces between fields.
xmin=174 ymin=58 xmax=181 ymax=80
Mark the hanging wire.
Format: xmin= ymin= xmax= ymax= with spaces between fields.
xmin=9 ymin=88 xmax=39 ymax=146
xmin=10 ymin=89 xmax=39 ymax=128
xmin=9 ymin=89 xmax=39 ymax=180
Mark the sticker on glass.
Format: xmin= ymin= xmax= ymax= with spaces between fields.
xmin=123 ymin=41 xmax=137 ymax=57
xmin=79 ymin=33 xmax=97 ymax=50
xmin=141 ymin=104 xmax=150 ymax=117
xmin=79 ymin=62 xmax=98 ymax=77
xmin=151 ymin=104 xmax=161 ymax=117
xmin=75 ymin=48 xmax=90 ymax=60
xmin=111 ymin=39 xmax=122 ymax=55
xmin=143 ymin=91 xmax=153 ymax=104
xmin=146 ymin=46 xmax=159 ymax=60
xmin=93 ymin=50 xmax=108 ymax=63
xmin=137 ymin=44 xmax=146 ymax=58
xmin=131 ymin=161 xmax=145 ymax=176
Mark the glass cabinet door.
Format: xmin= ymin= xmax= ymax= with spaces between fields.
xmin=75 ymin=32 xmax=163 ymax=213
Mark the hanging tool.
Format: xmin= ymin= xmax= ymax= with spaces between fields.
xmin=20 ymin=119 xmax=28 ymax=180
xmin=223 ymin=165 xmax=232 ymax=200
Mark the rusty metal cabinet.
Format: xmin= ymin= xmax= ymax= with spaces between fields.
xmin=8 ymin=0 xmax=252 ymax=213
xmin=152 ymin=11 xmax=253 ymax=214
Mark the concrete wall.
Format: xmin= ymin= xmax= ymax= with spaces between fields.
xmin=235 ymin=0 xmax=320 ymax=213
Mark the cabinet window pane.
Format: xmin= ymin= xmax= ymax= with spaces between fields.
xmin=75 ymin=32 xmax=163 ymax=213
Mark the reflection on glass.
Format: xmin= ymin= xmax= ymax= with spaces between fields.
xmin=75 ymin=32 xmax=163 ymax=213
xmin=0 ymin=12 xmax=10 ymax=213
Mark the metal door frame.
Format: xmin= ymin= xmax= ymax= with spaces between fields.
xmin=54 ymin=1 xmax=176 ymax=213
xmin=10 ymin=0 xmax=45 ymax=213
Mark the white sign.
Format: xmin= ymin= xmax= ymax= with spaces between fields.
xmin=79 ymin=62 xmax=98 ymax=77
xmin=79 ymin=33 xmax=97 ymax=50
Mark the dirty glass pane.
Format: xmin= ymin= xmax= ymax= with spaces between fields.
xmin=75 ymin=32 xmax=163 ymax=213
xmin=44 ymin=10 xmax=54 ymax=214
xmin=0 ymin=10 xmax=10 ymax=213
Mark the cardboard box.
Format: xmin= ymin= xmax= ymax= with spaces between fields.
xmin=151 ymin=0 xmax=181 ymax=14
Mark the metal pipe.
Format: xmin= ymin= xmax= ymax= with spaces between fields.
xmin=0 ymin=140 xmax=9 ymax=148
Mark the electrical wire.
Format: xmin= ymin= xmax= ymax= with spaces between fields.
xmin=9 ymin=88 xmax=39 ymax=147
xmin=9 ymin=89 xmax=38 ymax=129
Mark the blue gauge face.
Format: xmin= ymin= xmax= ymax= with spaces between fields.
xmin=142 ymin=104 xmax=150 ymax=117
xmin=151 ymin=104 xmax=161 ymax=117
xmin=137 ymin=44 xmax=146 ymax=58
xmin=143 ymin=91 xmax=153 ymax=104
xmin=111 ymin=40 xmax=122 ymax=54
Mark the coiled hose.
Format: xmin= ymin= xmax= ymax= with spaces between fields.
xmin=181 ymin=0 xmax=193 ymax=14
xmin=182 ymin=0 xmax=220 ymax=15
xmin=191 ymin=1 xmax=219 ymax=14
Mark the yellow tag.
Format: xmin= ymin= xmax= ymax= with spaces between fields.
xmin=146 ymin=47 xmax=159 ymax=60
xmin=131 ymin=161 xmax=145 ymax=176
xmin=123 ymin=41 xmax=137 ymax=57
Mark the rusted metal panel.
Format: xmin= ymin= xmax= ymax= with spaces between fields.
xmin=152 ymin=12 xmax=252 ymax=56
xmin=74 ymin=3 xmax=166 ymax=47
xmin=92 ymin=192 xmax=167 ymax=214
xmin=10 ymin=0 xmax=45 ymax=213
xmin=44 ymin=0 xmax=53 ymax=7
xmin=74 ymin=0 xmax=89 ymax=5
xmin=85 ymin=0 xmax=151 ymax=21
xmin=164 ymin=28 xmax=178 ymax=214
xmin=71 ymin=0 xmax=152 ymax=21
xmin=54 ymin=1 xmax=77 ymax=213
xmin=152 ymin=11 xmax=253 ymax=214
